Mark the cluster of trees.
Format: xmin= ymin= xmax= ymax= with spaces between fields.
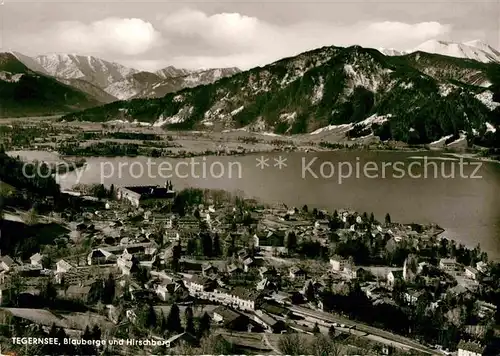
xmin=136 ymin=304 xmax=211 ymax=340
xmin=171 ymin=188 xmax=206 ymax=216
xmin=0 ymin=124 xmax=67 ymax=149
xmin=318 ymin=281 xmax=469 ymax=350
xmin=87 ymin=274 xmax=116 ymax=305
xmin=79 ymin=132 xmax=162 ymax=141
xmin=76 ymin=183 xmax=115 ymax=200
xmin=57 ymin=142 xmax=178 ymax=158
xmin=57 ymin=142 xmax=140 ymax=157
xmin=278 ymin=332 xmax=343 ymax=356
xmin=186 ymin=232 xmax=222 ymax=258
xmin=0 ymin=151 xmax=60 ymax=197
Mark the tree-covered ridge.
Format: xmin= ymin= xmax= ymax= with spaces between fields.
xmin=0 ymin=149 xmax=60 ymax=196
xmin=61 ymin=45 xmax=500 ymax=146
xmin=0 ymin=53 xmax=101 ymax=117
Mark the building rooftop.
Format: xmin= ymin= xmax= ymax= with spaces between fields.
xmin=66 ymin=285 xmax=92 ymax=296
xmin=255 ymin=310 xmax=278 ymax=327
xmin=440 ymin=258 xmax=457 ymax=264
xmin=0 ymin=255 xmax=15 ymax=267
xmin=231 ymin=286 xmax=261 ymax=301
xmin=289 ymin=266 xmax=305 ymax=275
xmin=125 ymin=246 xmax=146 ymax=255
xmin=0 ymin=308 xmax=68 ymax=328
xmin=213 ymin=306 xmax=242 ymax=324
xmin=458 ymin=340 xmax=485 ymax=353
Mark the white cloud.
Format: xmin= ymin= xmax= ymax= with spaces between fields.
xmin=16 ymin=17 xmax=163 ymax=56
xmin=367 ymin=21 xmax=452 ymax=46
xmin=157 ymin=9 xmax=452 ymax=70
xmin=161 ymin=9 xmax=262 ymax=52
xmin=9 ymin=8 xmax=453 ymax=71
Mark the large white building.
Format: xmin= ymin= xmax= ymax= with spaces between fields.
xmin=457 ymin=340 xmax=485 ymax=356
xmin=329 ymin=256 xmax=347 ymax=272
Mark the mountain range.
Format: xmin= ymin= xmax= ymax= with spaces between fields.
xmin=0 ymin=53 xmax=101 ymax=117
xmin=380 ymin=39 xmax=500 ymax=64
xmin=60 ymin=42 xmax=500 ymax=147
xmin=2 ymin=39 xmax=500 ymax=147
xmin=8 ymin=52 xmax=240 ymax=103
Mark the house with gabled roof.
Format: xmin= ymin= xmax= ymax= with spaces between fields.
xmin=227 ymin=264 xmax=244 ymax=279
xmin=229 ymin=287 xmax=262 ymax=311
xmin=29 ymin=253 xmax=44 ymax=268
xmin=253 ymin=309 xmax=286 ymax=333
xmin=185 ymin=275 xmax=216 ymax=294
xmin=387 ymin=270 xmax=403 ymax=287
xmin=0 ymin=256 xmax=16 ymax=272
xmin=212 ymin=306 xmax=250 ymax=331
xmin=259 ymin=266 xmax=278 ymax=281
xmin=87 ymin=249 xmax=116 ymax=266
xmin=289 ymin=266 xmax=306 ymax=281
xmin=242 ymin=257 xmax=255 ymax=272
xmin=202 ymin=263 xmax=218 ymax=277
xmin=123 ymin=246 xmax=146 ymax=260
xmin=164 ymin=332 xmax=197 ymax=348
xmin=56 ymin=259 xmax=75 ymax=273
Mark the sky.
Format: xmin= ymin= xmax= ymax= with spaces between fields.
xmin=1 ymin=0 xmax=499 ymax=71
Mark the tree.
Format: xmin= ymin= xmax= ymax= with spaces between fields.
xmin=302 ymin=205 xmax=309 ymax=213
xmin=82 ymin=326 xmax=91 ymax=340
xmin=313 ymin=322 xmax=320 ymax=334
xmin=385 ymin=213 xmax=392 ymax=225
xmin=174 ymin=341 xmax=196 ymax=355
xmin=55 ymin=327 xmax=67 ymax=349
xmin=200 ymin=232 xmax=213 ymax=257
xmin=186 ymin=238 xmax=196 ymax=256
xmin=171 ymin=243 xmax=181 ymax=272
xmin=197 ymin=312 xmax=211 ymax=338
xmin=146 ymin=304 xmax=157 ymax=329
xmin=91 ymin=325 xmax=101 ymax=340
xmin=24 ymin=207 xmax=38 ymax=226
xmin=201 ymin=334 xmax=235 ymax=354
xmin=286 ymin=231 xmax=297 ymax=252
xmin=166 ymin=304 xmax=182 ymax=333
xmin=305 ymin=281 xmax=316 ymax=302
xmin=103 ymin=274 xmax=116 ymax=304
xmin=213 ymin=233 xmax=221 ymax=257
xmin=134 ymin=266 xmax=151 ymax=285
xmin=184 ymin=307 xmax=195 ymax=335
xmin=39 ymin=279 xmax=57 ymax=304
xmin=88 ymin=279 xmax=105 ymax=305
xmin=278 ymin=334 xmax=308 ymax=355
xmin=309 ymin=334 xmax=343 ymax=356
xmin=9 ymin=273 xmax=25 ymax=306
xmin=328 ymin=325 xmax=336 ymax=339
xmin=96 ymin=184 xmax=108 ymax=200
xmin=158 ymin=310 xmax=167 ymax=334
xmin=49 ymin=323 xmax=58 ymax=337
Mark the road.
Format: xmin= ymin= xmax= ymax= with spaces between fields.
xmin=262 ymin=333 xmax=282 ymax=355
xmin=289 ymin=305 xmax=435 ymax=355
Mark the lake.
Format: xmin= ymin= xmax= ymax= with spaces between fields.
xmin=9 ymin=150 xmax=500 ymax=259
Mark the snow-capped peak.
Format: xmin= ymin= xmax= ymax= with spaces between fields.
xmin=33 ymin=53 xmax=139 ymax=88
xmin=409 ymin=39 xmax=500 ymax=63
xmin=378 ymin=48 xmax=406 ymax=56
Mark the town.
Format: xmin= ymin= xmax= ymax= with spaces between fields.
xmin=0 ymin=152 xmax=499 ymax=355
